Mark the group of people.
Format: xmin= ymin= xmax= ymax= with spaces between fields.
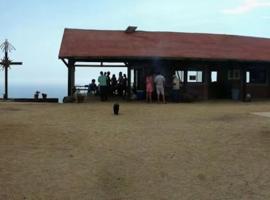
xmin=88 ymin=71 xmax=128 ymax=101
xmin=85 ymin=70 xmax=182 ymax=103
xmin=145 ymin=72 xmax=182 ymax=103
xmin=146 ymin=72 xmax=166 ymax=103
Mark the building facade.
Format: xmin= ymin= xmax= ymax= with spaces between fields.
xmin=59 ymin=28 xmax=270 ymax=101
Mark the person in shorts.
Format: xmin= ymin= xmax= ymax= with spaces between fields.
xmin=145 ymin=73 xmax=154 ymax=103
xmin=154 ymin=72 xmax=166 ymax=103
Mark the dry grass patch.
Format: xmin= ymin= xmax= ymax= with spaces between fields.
xmin=0 ymin=101 xmax=270 ymax=199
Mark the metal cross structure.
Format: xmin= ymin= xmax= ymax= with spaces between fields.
xmin=0 ymin=39 xmax=23 ymax=100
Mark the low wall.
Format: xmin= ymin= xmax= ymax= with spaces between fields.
xmin=246 ymin=84 xmax=270 ymax=98
xmin=185 ymin=84 xmax=206 ymax=100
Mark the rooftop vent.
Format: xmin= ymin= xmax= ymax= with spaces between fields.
xmin=125 ymin=26 xmax=137 ymax=33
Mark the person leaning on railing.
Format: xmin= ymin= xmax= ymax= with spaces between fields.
xmin=88 ymin=79 xmax=98 ymax=95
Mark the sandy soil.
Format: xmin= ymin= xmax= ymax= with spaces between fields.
xmin=1 ymin=101 xmax=270 ymax=200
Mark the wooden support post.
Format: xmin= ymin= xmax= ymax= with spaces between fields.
xmin=142 ymin=67 xmax=145 ymax=90
xmin=182 ymin=67 xmax=188 ymax=94
xmin=268 ymin=67 xmax=270 ymax=97
xmin=204 ymin=67 xmax=210 ymax=100
xmin=134 ymin=68 xmax=137 ymax=89
xmin=127 ymin=66 xmax=131 ymax=100
xmin=183 ymin=67 xmax=188 ymax=93
xmin=67 ymin=60 xmax=75 ymax=96
xmin=240 ymin=67 xmax=246 ymax=101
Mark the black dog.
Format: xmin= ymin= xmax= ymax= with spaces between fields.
xmin=113 ymin=103 xmax=120 ymax=115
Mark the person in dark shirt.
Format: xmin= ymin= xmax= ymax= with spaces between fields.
xmin=118 ymin=72 xmax=124 ymax=97
xmin=88 ymin=79 xmax=97 ymax=95
xmin=111 ymin=74 xmax=117 ymax=95
xmin=106 ymin=71 xmax=111 ymax=95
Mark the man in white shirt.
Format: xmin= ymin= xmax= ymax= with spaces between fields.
xmin=154 ymin=72 xmax=166 ymax=103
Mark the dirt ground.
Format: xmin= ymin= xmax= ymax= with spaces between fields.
xmin=1 ymin=101 xmax=270 ymax=200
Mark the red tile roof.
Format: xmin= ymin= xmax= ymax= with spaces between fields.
xmin=59 ymin=28 xmax=270 ymax=62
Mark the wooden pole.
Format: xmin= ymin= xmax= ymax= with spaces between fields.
xmin=268 ymin=67 xmax=270 ymax=98
xmin=4 ymin=66 xmax=8 ymax=100
xmin=4 ymin=51 xmax=8 ymax=100
xmin=204 ymin=67 xmax=209 ymax=100
xmin=134 ymin=68 xmax=137 ymax=89
xmin=67 ymin=60 xmax=75 ymax=96
xmin=127 ymin=65 xmax=131 ymax=100
xmin=241 ymin=67 xmax=246 ymax=101
xmin=0 ymin=41 xmax=22 ymax=100
xmin=183 ymin=67 xmax=188 ymax=93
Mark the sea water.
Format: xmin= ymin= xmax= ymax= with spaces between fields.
xmin=1 ymin=83 xmax=66 ymax=103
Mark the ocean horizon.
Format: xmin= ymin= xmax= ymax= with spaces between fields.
xmin=1 ymin=83 xmax=67 ymax=102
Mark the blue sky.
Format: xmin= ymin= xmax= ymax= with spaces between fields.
xmin=1 ymin=0 xmax=270 ymax=94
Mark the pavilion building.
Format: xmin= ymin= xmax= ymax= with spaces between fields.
xmin=59 ymin=27 xmax=270 ymax=101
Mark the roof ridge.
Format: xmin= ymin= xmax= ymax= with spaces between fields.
xmin=63 ymin=28 xmax=270 ymax=40
xmin=59 ymin=28 xmax=270 ymax=62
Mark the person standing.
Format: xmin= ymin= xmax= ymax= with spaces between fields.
xmin=172 ymin=75 xmax=180 ymax=102
xmin=154 ymin=72 xmax=166 ymax=103
xmin=123 ymin=74 xmax=127 ymax=98
xmin=118 ymin=72 xmax=124 ymax=97
xmin=98 ymin=71 xmax=108 ymax=101
xmin=106 ymin=71 xmax=111 ymax=95
xmin=88 ymin=79 xmax=97 ymax=95
xmin=111 ymin=74 xmax=117 ymax=95
xmin=145 ymin=73 xmax=154 ymax=103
